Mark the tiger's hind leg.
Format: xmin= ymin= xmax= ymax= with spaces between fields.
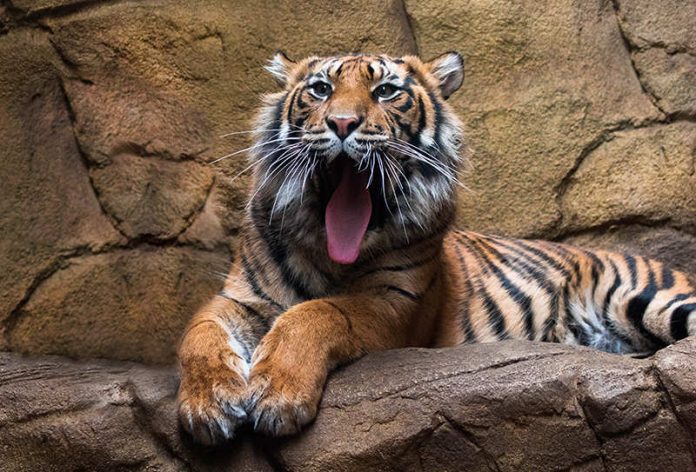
xmin=564 ymin=251 xmax=696 ymax=353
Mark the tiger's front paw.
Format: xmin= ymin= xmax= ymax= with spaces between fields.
xmin=177 ymin=354 xmax=248 ymax=445
xmin=245 ymin=341 xmax=325 ymax=436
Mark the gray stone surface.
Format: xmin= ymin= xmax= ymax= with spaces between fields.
xmin=2 ymin=340 xmax=696 ymax=471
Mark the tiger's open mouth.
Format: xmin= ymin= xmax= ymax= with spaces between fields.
xmin=316 ymin=153 xmax=389 ymax=264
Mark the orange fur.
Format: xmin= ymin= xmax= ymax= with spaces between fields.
xmin=177 ymin=53 xmax=696 ymax=444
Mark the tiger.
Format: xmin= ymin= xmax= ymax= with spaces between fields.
xmin=177 ymin=51 xmax=696 ymax=445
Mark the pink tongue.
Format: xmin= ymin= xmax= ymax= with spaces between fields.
xmin=325 ymin=160 xmax=372 ymax=264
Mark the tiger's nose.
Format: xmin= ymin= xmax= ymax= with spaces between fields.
xmin=326 ymin=115 xmax=361 ymax=140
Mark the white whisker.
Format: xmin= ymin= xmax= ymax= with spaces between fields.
xmin=211 ymin=136 xmax=301 ymax=165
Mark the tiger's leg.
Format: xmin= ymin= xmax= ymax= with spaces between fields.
xmin=245 ymin=292 xmax=424 ymax=436
xmin=565 ymin=251 xmax=696 ymax=352
xmin=177 ymin=294 xmax=269 ymax=445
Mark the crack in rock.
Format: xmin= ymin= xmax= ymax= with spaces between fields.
xmin=610 ymin=0 xmax=670 ymax=117
xmin=652 ymin=364 xmax=696 ymax=464
xmin=398 ymin=0 xmax=419 ymax=56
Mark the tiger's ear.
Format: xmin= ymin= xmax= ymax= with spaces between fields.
xmin=425 ymin=52 xmax=464 ymax=99
xmin=265 ymin=51 xmax=296 ymax=86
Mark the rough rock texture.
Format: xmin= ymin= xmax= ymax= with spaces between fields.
xmin=2 ymin=339 xmax=696 ymax=471
xmin=0 ymin=0 xmax=694 ymax=365
xmin=7 ymin=247 xmax=227 ymax=364
xmin=90 ymin=155 xmax=215 ymax=240
xmin=561 ymin=122 xmax=696 ymax=233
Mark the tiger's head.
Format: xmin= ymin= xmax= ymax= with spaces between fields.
xmin=249 ymin=52 xmax=466 ymax=265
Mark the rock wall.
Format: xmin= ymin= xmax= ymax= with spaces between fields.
xmin=0 ymin=0 xmax=694 ymax=363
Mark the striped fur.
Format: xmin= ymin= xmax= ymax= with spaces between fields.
xmin=177 ymin=52 xmax=696 ymax=445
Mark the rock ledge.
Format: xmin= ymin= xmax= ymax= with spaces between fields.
xmin=2 ymin=339 xmax=696 ymax=471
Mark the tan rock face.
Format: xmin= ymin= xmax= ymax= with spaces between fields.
xmin=613 ymin=0 xmax=696 ymax=53
xmin=0 ymin=0 xmax=694 ymax=363
xmin=8 ymin=247 xmax=226 ymax=364
xmin=0 ymin=30 xmax=123 ymax=347
xmin=405 ymin=0 xmax=662 ymax=237
xmin=561 ymin=122 xmax=696 ymax=232
xmin=91 ymin=154 xmax=215 ymax=240
xmin=633 ymin=49 xmax=696 ymax=116
xmin=2 ymin=340 xmax=696 ymax=471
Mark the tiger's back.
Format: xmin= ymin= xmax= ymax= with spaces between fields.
xmin=437 ymin=231 xmax=695 ymax=353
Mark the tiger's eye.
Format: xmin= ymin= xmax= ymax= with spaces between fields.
xmin=374 ymin=83 xmax=399 ymax=99
xmin=310 ymin=81 xmax=331 ymax=98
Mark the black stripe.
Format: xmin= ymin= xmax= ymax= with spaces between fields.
xmin=401 ymin=83 xmax=416 ymax=101
xmin=582 ymin=249 xmax=605 ymax=303
xmin=396 ymin=96 xmax=414 ymax=113
xmin=625 ymin=261 xmax=665 ymax=347
xmin=481 ymin=289 xmax=509 ymax=340
xmin=601 ymin=261 xmax=622 ymax=319
xmin=456 ymin=236 xmax=510 ymax=340
xmin=296 ymin=92 xmax=308 ymax=110
xmin=454 ymin=234 xmax=491 ymax=274
xmin=293 ymin=115 xmax=306 ymax=129
xmin=392 ymin=113 xmax=415 ymax=141
xmin=545 ymin=240 xmax=575 ymax=260
xmin=492 ymin=237 xmax=571 ymax=278
xmin=658 ymin=293 xmax=691 ymax=316
xmin=417 ymin=95 xmax=427 ymax=137
xmin=250 ymin=202 xmax=315 ymax=301
xmin=361 ymin=254 xmax=435 ymax=277
xmin=481 ymin=240 xmax=561 ymax=342
xmin=625 ymin=254 xmax=638 ymax=288
xmin=564 ymin=284 xmax=590 ymax=345
xmin=469 ymin=238 xmax=536 ymax=340
xmin=334 ymin=62 xmax=344 ymax=78
xmin=598 ymin=261 xmax=634 ymax=348
xmin=491 ymin=238 xmax=572 ymax=340
xmin=241 ymin=232 xmax=278 ymax=293
xmin=217 ymin=292 xmax=273 ymax=332
xmin=240 ymin=253 xmax=284 ymax=310
xmin=671 ymin=303 xmax=694 ymax=340
xmin=479 ymin=238 xmax=555 ymax=294
xmin=379 ymin=268 xmax=439 ymax=302
xmin=286 ymin=86 xmax=300 ymax=122
xmin=218 ymin=291 xmax=261 ymax=317
xmin=425 ymin=90 xmax=444 ymax=151
xmin=383 ymin=285 xmax=419 ymax=301
xmin=258 ymin=98 xmax=286 ymax=148
xmin=582 ymin=249 xmax=606 ymax=273
xmin=542 ymin=291 xmax=561 ymax=342
xmin=661 ymin=265 xmax=675 ymax=290
xmin=453 ymin=245 xmax=477 ymax=343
